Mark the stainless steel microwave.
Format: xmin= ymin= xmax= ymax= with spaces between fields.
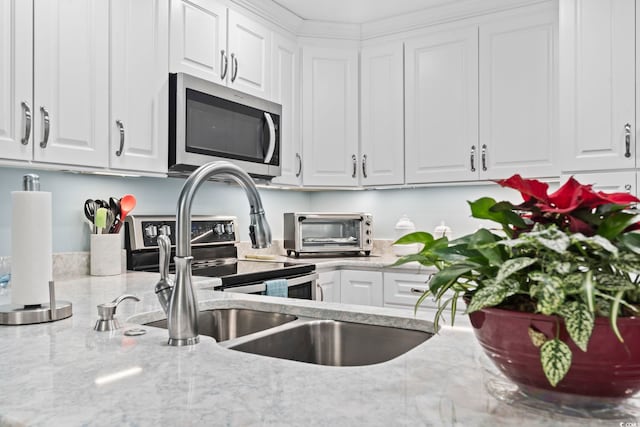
xmin=169 ymin=73 xmax=282 ymax=179
xmin=284 ymin=213 xmax=373 ymax=257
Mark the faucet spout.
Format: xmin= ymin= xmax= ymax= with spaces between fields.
xmin=167 ymin=161 xmax=272 ymax=346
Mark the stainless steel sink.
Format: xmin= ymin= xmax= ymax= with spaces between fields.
xmin=145 ymin=308 xmax=298 ymax=342
xmin=228 ymin=320 xmax=433 ymax=366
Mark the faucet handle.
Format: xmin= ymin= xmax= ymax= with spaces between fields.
xmin=94 ymin=294 xmax=140 ymax=331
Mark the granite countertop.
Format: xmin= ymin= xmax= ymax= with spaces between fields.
xmin=0 ymin=272 xmax=637 ymax=426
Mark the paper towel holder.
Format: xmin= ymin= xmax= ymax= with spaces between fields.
xmin=0 ymin=280 xmax=72 ymax=325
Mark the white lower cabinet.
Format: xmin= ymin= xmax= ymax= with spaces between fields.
xmin=383 ymin=271 xmax=469 ymax=327
xmin=340 ymin=270 xmax=383 ymax=307
xmin=316 ymin=270 xmax=341 ymax=303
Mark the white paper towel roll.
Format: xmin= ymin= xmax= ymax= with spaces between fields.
xmin=11 ymin=190 xmax=52 ymax=306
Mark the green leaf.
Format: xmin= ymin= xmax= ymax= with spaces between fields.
xmin=558 ymin=302 xmax=594 ymax=352
xmin=529 ymin=273 xmax=565 ymax=315
xmin=610 ymin=290 xmax=625 ymax=343
xmin=583 ymin=270 xmax=595 ymax=313
xmin=525 ymin=226 xmax=570 ymax=254
xmin=489 ymin=201 xmax=528 ymax=228
xmin=562 ymin=273 xmax=584 ymax=295
xmin=598 ymin=212 xmax=639 ymax=240
xmin=619 ymin=232 xmax=640 ymax=255
xmin=465 ymin=286 xmax=509 ymax=313
xmin=570 ymin=233 xmax=618 ymax=255
xmin=496 ymin=257 xmax=536 ymax=283
xmin=528 ymin=327 xmax=548 ymax=348
xmin=390 ymin=253 xmax=434 ymax=268
xmin=468 ymin=229 xmax=504 ymax=266
xmin=540 ymin=339 xmax=572 ymax=387
xmin=595 ymin=273 xmax=636 ymax=291
xmin=428 ymin=262 xmax=481 ymax=294
xmin=614 ymin=252 xmax=640 ymax=275
xmin=468 ymin=197 xmax=518 ymax=235
xmin=394 ymin=231 xmax=434 ymax=246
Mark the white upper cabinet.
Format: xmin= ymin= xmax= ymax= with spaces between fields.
xmin=32 ymin=0 xmax=109 ymax=168
xmin=170 ymin=0 xmax=272 ymax=99
xmin=0 ymin=0 xmax=32 ymax=162
xmin=302 ymin=45 xmax=359 ymax=186
xmin=405 ymin=4 xmax=557 ymax=184
xmin=110 ymin=0 xmax=169 ymax=173
xmin=479 ymin=8 xmax=558 ymax=179
xmin=170 ymin=0 xmax=227 ymax=84
xmin=405 ymin=27 xmax=479 ymax=184
xmin=560 ymin=0 xmax=635 ymax=172
xmin=271 ymin=33 xmax=302 ymax=186
xmin=227 ymin=9 xmax=271 ymax=99
xmin=360 ymin=42 xmax=405 ymax=186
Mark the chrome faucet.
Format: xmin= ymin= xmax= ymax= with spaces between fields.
xmin=166 ymin=161 xmax=272 ymax=346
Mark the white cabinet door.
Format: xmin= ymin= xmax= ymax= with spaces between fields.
xmin=0 ymin=0 xmax=32 ymax=162
xmin=271 ymin=33 xmax=301 ymax=186
xmin=405 ymin=27 xmax=479 ymax=184
xmin=479 ymin=8 xmax=557 ymax=179
xmin=560 ymin=0 xmax=635 ymax=172
xmin=170 ymin=0 xmax=227 ymax=84
xmin=360 ymin=42 xmax=405 ymax=186
xmin=32 ymin=0 xmax=109 ymax=168
xmin=110 ymin=0 xmax=169 ymax=174
xmin=561 ymin=171 xmax=636 ymax=197
xmin=341 ymin=270 xmax=383 ymax=307
xmin=227 ymin=9 xmax=271 ymax=100
xmin=316 ymin=270 xmax=341 ymax=303
xmin=302 ymin=46 xmax=359 ymax=186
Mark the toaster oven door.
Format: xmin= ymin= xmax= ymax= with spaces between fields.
xmin=297 ymin=215 xmax=364 ymax=251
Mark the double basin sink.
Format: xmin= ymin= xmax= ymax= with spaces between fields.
xmin=145 ymin=308 xmax=433 ymax=367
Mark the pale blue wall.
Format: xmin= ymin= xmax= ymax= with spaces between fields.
xmin=0 ymin=166 xmax=312 ymax=256
xmin=0 ymin=164 xmax=560 ymax=256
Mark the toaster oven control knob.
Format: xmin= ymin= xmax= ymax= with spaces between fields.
xmin=365 ymin=220 xmax=372 ymax=226
xmin=214 ymin=223 xmax=225 ymax=235
xmin=145 ymin=224 xmax=158 ymax=239
xmin=225 ymin=223 xmax=234 ymax=235
xmin=365 ymin=230 xmax=371 ymax=235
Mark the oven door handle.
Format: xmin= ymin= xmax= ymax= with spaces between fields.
xmin=224 ymin=273 xmax=318 ymax=294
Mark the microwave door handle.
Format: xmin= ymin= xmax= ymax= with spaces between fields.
xmin=263 ymin=112 xmax=276 ymax=164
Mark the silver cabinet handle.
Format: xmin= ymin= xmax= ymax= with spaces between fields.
xmin=39 ymin=106 xmax=50 ymax=148
xmin=263 ymin=113 xmax=276 ymax=163
xmin=625 ymin=123 xmax=632 ymax=158
xmin=295 ymin=153 xmax=302 ymax=178
xmin=351 ymin=154 xmax=357 ymax=178
xmin=230 ymin=53 xmax=238 ymax=82
xmin=317 ymin=283 xmax=325 ymax=301
xmin=625 ymin=184 xmax=633 ymax=192
xmin=21 ymin=101 xmax=31 ymax=145
xmin=481 ymin=144 xmax=487 ymax=171
xmin=470 ymin=145 xmax=476 ymax=172
xmin=220 ymin=49 xmax=228 ymax=80
xmin=362 ymin=154 xmax=368 ymax=179
xmin=115 ymin=120 xmax=125 ymax=156
xmin=411 ymin=288 xmax=427 ymax=294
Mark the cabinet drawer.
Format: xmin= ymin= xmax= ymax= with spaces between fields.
xmin=383 ymin=271 xmax=465 ymax=313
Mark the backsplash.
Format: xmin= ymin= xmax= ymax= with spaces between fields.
xmin=0 ymin=165 xmax=560 ymax=257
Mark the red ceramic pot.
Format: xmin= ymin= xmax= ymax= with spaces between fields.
xmin=468 ymin=306 xmax=640 ymax=398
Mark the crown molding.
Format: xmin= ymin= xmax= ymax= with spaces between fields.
xmin=230 ymin=0 xmax=303 ymax=34
xmin=297 ymin=20 xmax=361 ymax=40
xmin=361 ymin=0 xmax=552 ymax=39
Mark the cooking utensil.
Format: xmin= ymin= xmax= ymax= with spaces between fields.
xmin=108 ymin=197 xmax=121 ymax=233
xmin=84 ymin=199 xmax=97 ymax=233
xmin=95 ymin=208 xmax=108 ymax=234
xmin=113 ymin=194 xmax=136 ymax=233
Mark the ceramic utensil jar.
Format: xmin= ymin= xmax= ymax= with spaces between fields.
xmin=90 ymin=234 xmax=122 ymax=276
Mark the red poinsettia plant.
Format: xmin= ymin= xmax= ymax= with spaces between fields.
xmin=484 ymin=174 xmax=640 ymax=238
xmin=394 ymin=174 xmax=640 ymax=387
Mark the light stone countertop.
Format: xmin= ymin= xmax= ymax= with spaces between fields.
xmin=0 ymin=271 xmax=636 ymax=426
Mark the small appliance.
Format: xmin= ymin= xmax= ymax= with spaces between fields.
xmin=283 ymin=212 xmax=373 ymax=257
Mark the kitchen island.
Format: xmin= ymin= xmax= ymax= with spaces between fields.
xmin=0 ymin=272 xmax=636 ymax=426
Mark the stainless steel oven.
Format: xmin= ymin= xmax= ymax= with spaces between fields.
xmin=124 ymin=215 xmax=316 ymax=300
xmin=169 ymin=72 xmax=282 ymax=179
xmin=284 ymin=212 xmax=373 ymax=257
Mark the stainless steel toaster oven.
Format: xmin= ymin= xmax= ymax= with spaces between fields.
xmin=283 ymin=213 xmax=373 ymax=257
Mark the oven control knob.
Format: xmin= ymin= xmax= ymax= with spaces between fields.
xmin=225 ymin=223 xmax=234 ymax=235
xmin=365 ymin=230 xmax=371 ymax=235
xmin=145 ymin=225 xmax=158 ymax=239
xmin=159 ymin=225 xmax=171 ymax=236
xmin=214 ymin=223 xmax=225 ymax=235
